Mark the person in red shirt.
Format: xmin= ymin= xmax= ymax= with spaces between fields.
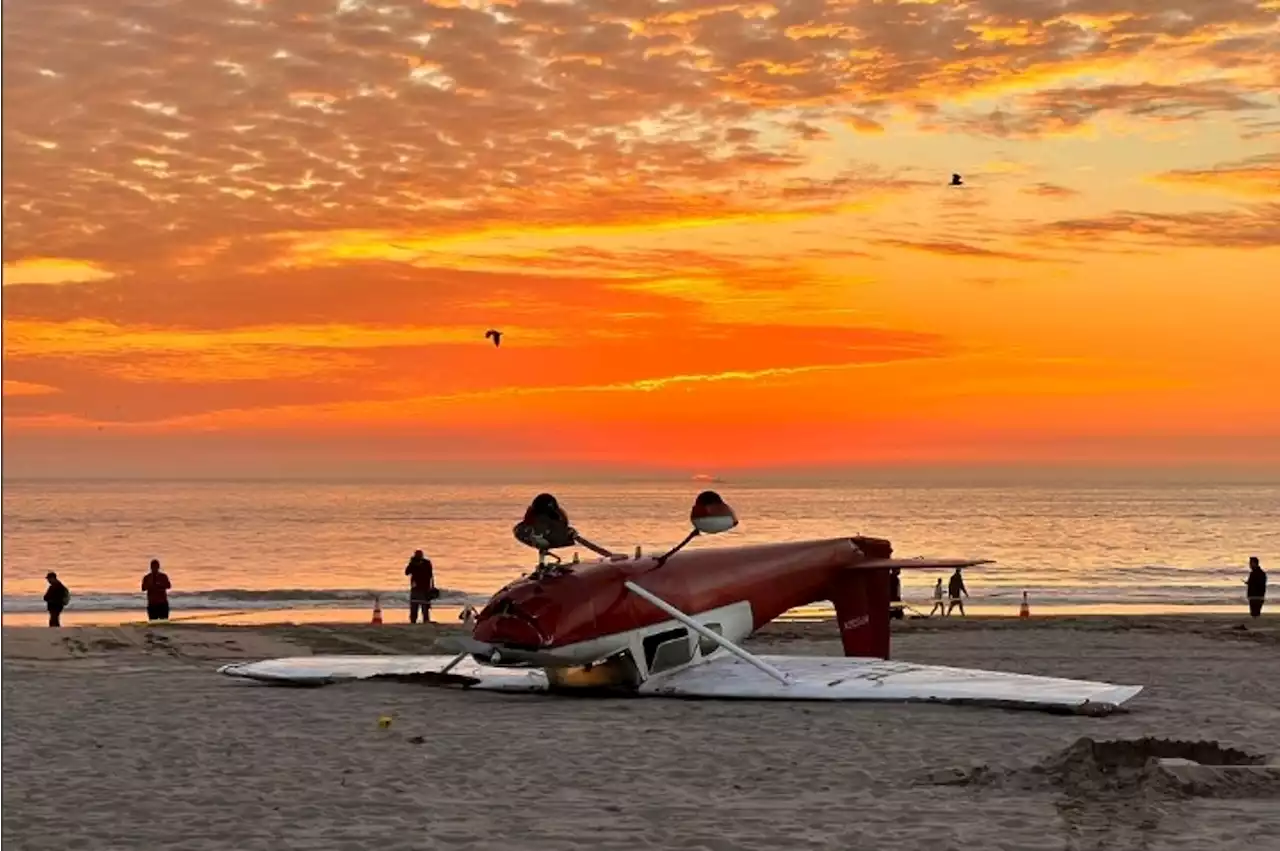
xmin=141 ymin=559 xmax=171 ymax=621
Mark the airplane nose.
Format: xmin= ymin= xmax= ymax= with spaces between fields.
xmin=473 ymin=595 xmax=549 ymax=649
xmin=473 ymin=613 xmax=543 ymax=648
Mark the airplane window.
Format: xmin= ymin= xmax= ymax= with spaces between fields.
xmin=650 ymin=637 xmax=694 ymax=673
xmin=642 ymin=628 xmax=686 ymax=671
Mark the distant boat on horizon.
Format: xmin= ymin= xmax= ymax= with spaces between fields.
xmin=691 ymin=473 xmax=725 ymax=484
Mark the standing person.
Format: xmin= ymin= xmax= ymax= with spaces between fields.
xmin=947 ymin=567 xmax=969 ymax=616
xmin=888 ymin=567 xmax=904 ymax=620
xmin=141 ymin=559 xmax=171 ymax=621
xmin=1246 ymin=556 xmax=1267 ymax=618
xmin=405 ymin=550 xmax=437 ymax=624
xmin=929 ymin=578 xmax=946 ymax=617
xmin=44 ymin=572 xmax=70 ymax=628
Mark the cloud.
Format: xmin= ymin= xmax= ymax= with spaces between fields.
xmin=1149 ymin=153 xmax=1280 ymax=199
xmin=873 ymin=239 xmax=1054 ymax=263
xmin=931 ymin=83 xmax=1275 ymax=140
xmin=5 ymin=0 xmax=1277 ymax=264
xmin=2 ymin=258 xmax=116 ymax=286
xmin=1031 ymin=203 xmax=1280 ymax=249
xmin=1021 ymin=182 xmax=1079 ymax=199
xmin=3 ymin=317 xmax=949 ymax=425
xmin=3 ymin=380 xmax=60 ymax=397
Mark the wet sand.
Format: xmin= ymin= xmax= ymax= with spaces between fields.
xmin=4 ymin=615 xmax=1279 ymax=851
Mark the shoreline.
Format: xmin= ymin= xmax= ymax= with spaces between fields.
xmin=0 ymin=600 xmax=1265 ymax=628
xmin=3 ymin=612 xmax=1275 ymax=651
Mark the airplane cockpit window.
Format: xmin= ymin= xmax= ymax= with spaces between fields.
xmin=643 ymin=627 xmax=693 ymax=674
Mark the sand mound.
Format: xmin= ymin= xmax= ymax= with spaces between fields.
xmin=924 ymin=736 xmax=1280 ymax=800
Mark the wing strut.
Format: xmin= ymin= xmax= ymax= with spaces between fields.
xmin=623 ymin=580 xmax=790 ymax=686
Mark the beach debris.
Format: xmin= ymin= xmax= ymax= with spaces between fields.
xmin=407 ymin=735 xmax=426 ymax=745
xmin=377 ymin=714 xmax=394 ymax=729
xmin=371 ymin=596 xmax=383 ymax=625
xmin=922 ymin=737 xmax=1279 ymax=800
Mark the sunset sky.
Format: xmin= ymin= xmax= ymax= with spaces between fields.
xmin=3 ymin=0 xmax=1278 ymax=478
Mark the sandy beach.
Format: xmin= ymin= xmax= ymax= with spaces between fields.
xmin=4 ymin=615 xmax=1279 ymax=851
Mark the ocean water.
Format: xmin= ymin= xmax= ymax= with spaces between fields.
xmin=1 ymin=478 xmax=1275 ymax=623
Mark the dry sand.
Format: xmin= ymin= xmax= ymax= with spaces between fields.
xmin=4 ymin=615 xmax=1279 ymax=851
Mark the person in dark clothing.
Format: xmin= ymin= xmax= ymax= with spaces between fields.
xmin=405 ymin=550 xmax=437 ymax=624
xmin=141 ymin=559 xmax=171 ymax=621
xmin=888 ymin=567 xmax=904 ymax=620
xmin=947 ymin=568 xmax=968 ymax=616
xmin=1246 ymin=556 xmax=1267 ymax=618
xmin=44 ymin=572 xmax=70 ymax=628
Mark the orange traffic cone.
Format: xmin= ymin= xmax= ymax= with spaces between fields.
xmin=371 ymin=595 xmax=383 ymax=625
xmin=1019 ymin=591 xmax=1030 ymax=618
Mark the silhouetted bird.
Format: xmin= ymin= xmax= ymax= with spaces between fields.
xmin=949 ymin=174 xmax=963 ymax=186
xmin=484 ymin=329 xmax=502 ymax=348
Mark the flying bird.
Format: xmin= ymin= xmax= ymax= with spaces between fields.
xmin=949 ymin=174 xmax=963 ymax=186
xmin=485 ymin=329 xmax=503 ymax=348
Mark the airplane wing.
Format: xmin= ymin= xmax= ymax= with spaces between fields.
xmin=853 ymin=557 xmax=994 ymax=570
xmin=217 ymin=652 xmax=1140 ymax=714
xmin=639 ymin=654 xmax=1141 ymax=715
xmin=217 ymin=654 xmax=549 ymax=691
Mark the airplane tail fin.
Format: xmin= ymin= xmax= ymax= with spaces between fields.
xmin=826 ymin=538 xmax=993 ymax=660
xmin=828 ymin=567 xmax=892 ymax=660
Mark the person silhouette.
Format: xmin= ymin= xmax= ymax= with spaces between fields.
xmin=947 ymin=568 xmax=969 ymax=616
xmin=405 ymin=550 xmax=437 ymax=624
xmin=929 ymin=578 xmax=946 ymax=616
xmin=141 ymin=559 xmax=172 ymax=621
xmin=44 ymin=572 xmax=70 ymax=628
xmin=1246 ymin=556 xmax=1267 ymax=618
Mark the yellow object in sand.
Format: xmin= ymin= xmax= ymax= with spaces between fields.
xmin=377 ymin=715 xmax=394 ymax=729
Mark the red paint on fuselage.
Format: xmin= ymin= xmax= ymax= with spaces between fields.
xmin=473 ymin=537 xmax=886 ymax=651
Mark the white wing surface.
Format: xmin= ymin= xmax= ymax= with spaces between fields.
xmin=217 ymin=653 xmax=1141 ymax=714
xmin=217 ymin=654 xmax=548 ymax=691
xmin=639 ymin=654 xmax=1142 ymax=714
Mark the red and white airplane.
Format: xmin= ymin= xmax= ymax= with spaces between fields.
xmin=220 ymin=492 xmax=1143 ymax=714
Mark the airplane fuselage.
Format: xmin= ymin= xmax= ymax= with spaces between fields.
xmin=471 ymin=536 xmax=905 ymax=676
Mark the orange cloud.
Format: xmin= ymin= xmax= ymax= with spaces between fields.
xmin=1148 ymin=154 xmax=1280 ymax=199
xmin=1021 ymin=183 xmax=1080 ymax=200
xmin=2 ymin=258 xmax=115 ymax=286
xmin=3 ymin=380 xmax=60 ymax=397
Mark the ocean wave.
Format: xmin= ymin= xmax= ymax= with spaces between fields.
xmin=0 ymin=587 xmax=489 ymax=613
xmin=0 ymin=583 xmax=1256 ymax=613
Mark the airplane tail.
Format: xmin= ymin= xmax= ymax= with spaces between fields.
xmin=826 ymin=537 xmax=894 ymax=659
xmin=829 ymin=563 xmax=892 ymax=660
xmin=827 ymin=537 xmax=993 ymax=660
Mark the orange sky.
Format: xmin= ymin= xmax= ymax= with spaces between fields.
xmin=3 ymin=0 xmax=1279 ymax=477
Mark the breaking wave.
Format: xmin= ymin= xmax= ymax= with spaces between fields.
xmin=0 ymin=587 xmax=488 ymax=613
